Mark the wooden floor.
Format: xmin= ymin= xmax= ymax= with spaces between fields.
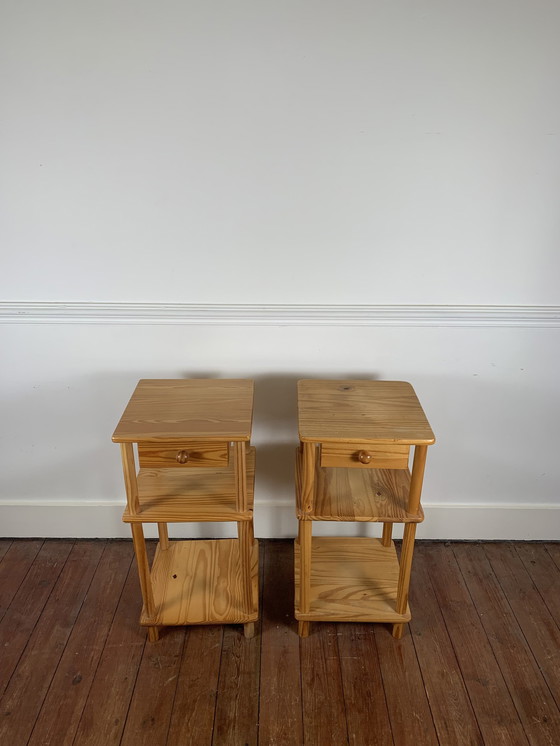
xmin=0 ymin=539 xmax=559 ymax=745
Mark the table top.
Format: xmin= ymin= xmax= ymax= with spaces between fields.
xmin=112 ymin=379 xmax=254 ymax=443
xmin=297 ymin=380 xmax=435 ymax=445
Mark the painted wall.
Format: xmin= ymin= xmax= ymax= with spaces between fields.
xmin=1 ymin=1 xmax=559 ymax=537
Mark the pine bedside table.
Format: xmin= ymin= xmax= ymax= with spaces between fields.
xmin=112 ymin=379 xmax=258 ymax=641
xmin=295 ymin=380 xmax=435 ymax=639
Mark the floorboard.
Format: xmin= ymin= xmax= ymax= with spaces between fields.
xmin=301 ymin=622 xmax=348 ymax=746
xmin=211 ymin=543 xmax=265 ymax=746
xmin=338 ymin=623 xmax=393 ymax=746
xmin=0 ymin=539 xmax=559 ymax=746
xmin=0 ymin=541 xmax=104 ymax=745
xmin=0 ymin=541 xmax=73 ymax=699
xmin=28 ymin=541 xmax=134 ymax=746
xmin=409 ymin=545 xmax=483 ymax=746
xmin=0 ymin=539 xmax=45 ymax=623
xmin=72 ymin=555 xmax=148 ymax=745
xmin=454 ymin=543 xmax=560 ymax=746
xmin=258 ymin=540 xmax=303 ymax=746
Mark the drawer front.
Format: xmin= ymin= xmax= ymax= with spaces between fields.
xmin=320 ymin=442 xmax=409 ymax=469
xmin=138 ymin=441 xmax=229 ymax=468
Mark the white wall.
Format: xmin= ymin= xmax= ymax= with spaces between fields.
xmin=1 ymin=1 xmax=559 ymax=538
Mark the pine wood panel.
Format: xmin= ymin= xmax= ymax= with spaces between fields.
xmin=142 ymin=538 xmax=259 ymax=626
xmin=295 ymin=537 xmax=410 ymax=622
xmin=418 ymin=543 xmax=529 ymax=746
xmin=166 ymin=625 xmax=224 ymax=745
xmin=297 ymin=379 xmax=435 ymax=444
xmin=453 ymin=543 xmax=560 ymax=745
xmin=259 ymin=541 xmax=304 ymax=746
xmin=0 ymin=541 xmax=104 ymax=745
xmin=306 ymin=463 xmax=423 ymax=522
xmin=112 ymin=378 xmax=254 ymax=442
xmin=27 ymin=541 xmax=133 ymax=746
xmin=0 ymin=540 xmax=73 ymax=698
xmin=123 ymin=447 xmax=256 ymax=523
xmin=138 ymin=440 xmax=229 ymax=468
xmin=321 ymin=441 xmax=410 ymax=469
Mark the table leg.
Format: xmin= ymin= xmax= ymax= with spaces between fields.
xmin=393 ymin=522 xmax=417 ymax=639
xmin=131 ymin=523 xmax=159 ymax=642
xmin=157 ymin=523 xmax=169 ymax=550
xmin=382 ymin=522 xmax=393 ymax=547
xmin=298 ymin=520 xmax=312 ymax=637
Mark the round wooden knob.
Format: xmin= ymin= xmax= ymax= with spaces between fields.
xmin=176 ymin=450 xmax=189 ymax=464
xmin=357 ymin=450 xmax=372 ymax=464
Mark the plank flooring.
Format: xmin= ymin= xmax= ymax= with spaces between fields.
xmin=0 ymin=539 xmax=559 ymax=745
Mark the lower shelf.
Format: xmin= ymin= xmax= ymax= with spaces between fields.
xmin=294 ymin=536 xmax=410 ymax=623
xmin=141 ymin=538 xmax=259 ymax=626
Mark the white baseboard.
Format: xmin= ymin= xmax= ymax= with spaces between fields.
xmin=1 ymin=500 xmax=558 ymax=540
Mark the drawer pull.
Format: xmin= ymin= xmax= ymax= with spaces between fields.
xmin=357 ymin=450 xmax=372 ymax=464
xmin=176 ymin=450 xmax=190 ymax=464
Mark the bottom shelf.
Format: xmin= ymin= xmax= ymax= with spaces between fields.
xmin=141 ymin=538 xmax=259 ymax=626
xmin=294 ymin=536 xmax=410 ymax=623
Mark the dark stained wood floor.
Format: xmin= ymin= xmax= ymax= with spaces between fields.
xmin=0 ymin=539 xmax=559 ymax=745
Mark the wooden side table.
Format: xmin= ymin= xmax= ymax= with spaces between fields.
xmin=112 ymin=379 xmax=258 ymax=641
xmin=294 ymin=380 xmax=435 ymax=639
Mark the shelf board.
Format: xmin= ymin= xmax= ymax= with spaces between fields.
xmin=294 ymin=537 xmax=410 ymax=623
xmin=123 ymin=447 xmax=255 ymax=523
xmin=296 ymin=449 xmax=423 ymax=522
xmin=141 ymin=538 xmax=259 ymax=626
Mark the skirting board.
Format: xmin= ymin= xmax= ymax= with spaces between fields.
xmin=0 ymin=501 xmax=559 ymax=540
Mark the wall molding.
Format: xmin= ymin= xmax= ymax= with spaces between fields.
xmin=1 ymin=302 xmax=560 ymax=327
xmin=1 ymin=500 xmax=559 ymax=539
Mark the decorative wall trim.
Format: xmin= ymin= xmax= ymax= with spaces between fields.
xmin=1 ymin=500 xmax=559 ymax=540
xmin=1 ymin=302 xmax=560 ymax=327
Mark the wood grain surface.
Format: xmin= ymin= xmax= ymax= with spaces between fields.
xmin=112 ymin=379 xmax=254 ymax=443
xmin=2 ymin=539 xmax=559 ymax=746
xmin=320 ymin=441 xmax=410 ymax=469
xmin=258 ymin=541 xmax=303 ymax=746
xmin=295 ymin=537 xmax=410 ymax=622
xmin=297 ymin=450 xmax=422 ymax=522
xmin=0 ymin=542 xmax=104 ymax=745
xmin=138 ymin=440 xmax=229 ymax=468
xmin=123 ymin=447 xmax=256 ymax=523
xmin=141 ymin=539 xmax=259 ymax=626
xmin=314 ymin=465 xmax=422 ymax=522
xmin=297 ymin=379 xmax=435 ymax=444
xmin=28 ymin=542 xmax=134 ymax=746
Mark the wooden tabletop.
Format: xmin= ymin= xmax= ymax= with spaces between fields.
xmin=112 ymin=379 xmax=254 ymax=442
xmin=297 ymin=380 xmax=435 ymax=444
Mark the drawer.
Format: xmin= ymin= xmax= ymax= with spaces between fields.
xmin=320 ymin=442 xmax=409 ymax=469
xmin=138 ymin=441 xmax=229 ymax=468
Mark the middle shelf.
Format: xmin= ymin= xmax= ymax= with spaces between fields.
xmin=296 ymin=448 xmax=423 ymax=522
xmin=123 ymin=446 xmax=256 ymax=523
